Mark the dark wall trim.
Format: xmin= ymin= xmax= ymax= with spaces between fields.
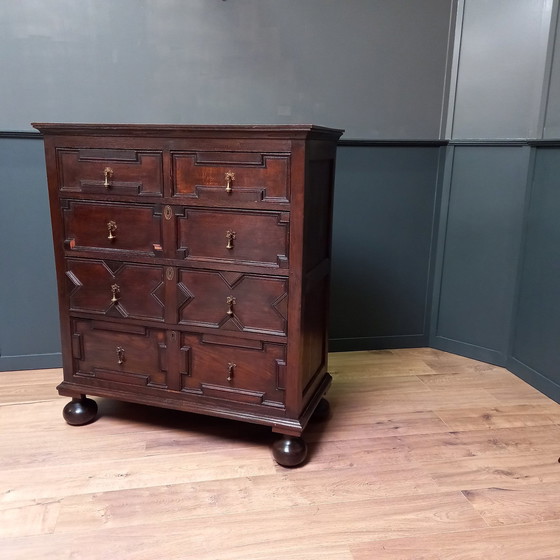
xmin=329 ymin=334 xmax=428 ymax=353
xmin=448 ymin=139 xmax=560 ymax=146
xmin=3 ymin=132 xmax=560 ymax=145
xmin=4 ymin=132 xmax=448 ymax=145
xmin=0 ymin=131 xmax=42 ymax=139
xmin=339 ymin=139 xmax=448 ymax=147
xmin=528 ymin=139 xmax=560 ymax=146
xmin=432 ymin=336 xmax=506 ymax=367
xmin=448 ymin=139 xmax=529 ymax=146
xmin=508 ymin=357 xmax=560 ymax=404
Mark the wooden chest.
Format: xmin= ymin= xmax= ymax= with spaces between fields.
xmin=33 ymin=123 xmax=343 ymax=466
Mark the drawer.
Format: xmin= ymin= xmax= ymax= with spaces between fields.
xmin=177 ymin=208 xmax=289 ymax=270
xmin=62 ymin=200 xmax=163 ymax=256
xmin=177 ymin=269 xmax=288 ymax=336
xmin=180 ymin=332 xmax=286 ymax=407
xmin=70 ymin=319 xmax=168 ymax=389
xmin=66 ymin=259 xmax=165 ymax=321
xmin=171 ymin=150 xmax=290 ymax=204
xmin=57 ymin=148 xmax=163 ymax=196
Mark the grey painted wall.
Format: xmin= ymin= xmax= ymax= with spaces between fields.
xmin=450 ymin=0 xmax=553 ymax=139
xmin=431 ymin=145 xmax=529 ymax=364
xmin=544 ymin=4 xmax=560 ymax=137
xmin=0 ymin=139 xmax=444 ymax=369
xmin=509 ymin=146 xmax=560 ymax=402
xmin=1 ymin=0 xmax=455 ymax=139
xmin=0 ymin=137 xmax=61 ymax=370
xmin=430 ymin=0 xmax=560 ymax=404
xmin=330 ymin=144 xmax=443 ymax=352
xmin=1 ymin=0 xmax=457 ymax=370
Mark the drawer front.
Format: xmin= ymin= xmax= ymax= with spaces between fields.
xmin=71 ymin=319 xmax=168 ymax=389
xmin=62 ymin=200 xmax=163 ymax=256
xmin=57 ymin=148 xmax=163 ymax=196
xmin=172 ymin=151 xmax=289 ymax=204
xmin=180 ymin=333 xmax=286 ymax=407
xmin=177 ymin=208 xmax=289 ymax=270
xmin=177 ymin=270 xmax=288 ymax=336
xmin=66 ymin=259 xmax=165 ymax=321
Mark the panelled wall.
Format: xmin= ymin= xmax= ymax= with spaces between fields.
xmin=330 ymin=143 xmax=445 ymax=352
xmin=0 ymin=0 xmax=456 ymax=370
xmin=2 ymin=1 xmax=560 ymax=404
xmin=509 ymin=143 xmax=560 ymax=401
xmin=0 ymin=135 xmax=61 ymax=370
xmin=431 ymin=143 xmax=530 ymax=365
xmin=430 ymin=0 xmax=560 ymax=402
xmin=431 ymin=140 xmax=560 ymax=403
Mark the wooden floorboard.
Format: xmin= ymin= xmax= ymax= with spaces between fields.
xmin=1 ymin=348 xmax=560 ymax=559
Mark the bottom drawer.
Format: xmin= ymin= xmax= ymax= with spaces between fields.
xmin=70 ymin=319 xmax=168 ymax=389
xmin=180 ymin=333 xmax=286 ymax=408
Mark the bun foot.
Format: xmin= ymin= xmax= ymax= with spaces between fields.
xmin=272 ymin=435 xmax=307 ymax=467
xmin=63 ymin=396 xmax=98 ymax=426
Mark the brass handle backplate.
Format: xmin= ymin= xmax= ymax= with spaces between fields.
xmin=103 ymin=167 xmax=113 ymax=188
xmin=225 ymin=171 xmax=235 ymax=193
xmin=111 ymin=283 xmax=120 ymax=303
xmin=226 ymin=230 xmax=236 ymax=250
xmin=227 ymin=362 xmax=236 ymax=382
xmin=107 ymin=220 xmax=117 ymax=240
xmin=226 ymin=296 xmax=236 ymax=316
xmin=116 ymin=346 xmax=125 ymax=365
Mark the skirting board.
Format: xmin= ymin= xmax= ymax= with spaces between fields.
xmin=507 ymin=357 xmax=560 ymax=405
xmin=329 ymin=334 xmax=428 ymax=353
xmin=0 ymin=353 xmax=62 ymax=372
xmin=430 ymin=336 xmax=506 ymax=367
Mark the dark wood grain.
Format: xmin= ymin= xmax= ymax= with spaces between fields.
xmin=33 ymin=123 xmax=343 ymax=467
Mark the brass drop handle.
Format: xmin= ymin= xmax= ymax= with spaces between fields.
xmin=225 ymin=171 xmax=235 ymax=193
xmin=103 ymin=167 xmax=113 ymax=188
xmin=107 ymin=220 xmax=117 ymax=240
xmin=116 ymin=346 xmax=125 ymax=365
xmin=111 ymin=283 xmax=120 ymax=303
xmin=227 ymin=362 xmax=236 ymax=382
xmin=226 ymin=230 xmax=236 ymax=250
xmin=226 ymin=296 xmax=236 ymax=316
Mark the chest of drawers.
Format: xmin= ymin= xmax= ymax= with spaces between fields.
xmin=33 ymin=123 xmax=343 ymax=466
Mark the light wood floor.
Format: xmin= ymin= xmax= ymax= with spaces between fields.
xmin=1 ymin=348 xmax=560 ymax=559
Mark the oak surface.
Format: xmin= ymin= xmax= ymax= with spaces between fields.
xmin=33 ymin=124 xmax=343 ymax=461
xmin=1 ymin=348 xmax=560 ymax=559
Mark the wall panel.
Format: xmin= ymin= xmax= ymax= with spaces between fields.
xmin=0 ymin=0 xmax=457 ymax=370
xmin=544 ymin=3 xmax=560 ymax=137
xmin=0 ymin=137 xmax=446 ymax=369
xmin=451 ymin=0 xmax=552 ymax=139
xmin=509 ymin=145 xmax=560 ymax=402
xmin=431 ymin=145 xmax=528 ymax=364
xmin=0 ymin=137 xmax=61 ymax=370
xmin=330 ymin=144 xmax=444 ymax=351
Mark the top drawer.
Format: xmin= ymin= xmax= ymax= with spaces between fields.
xmin=56 ymin=148 xmax=164 ymax=196
xmin=171 ymin=151 xmax=290 ymax=205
